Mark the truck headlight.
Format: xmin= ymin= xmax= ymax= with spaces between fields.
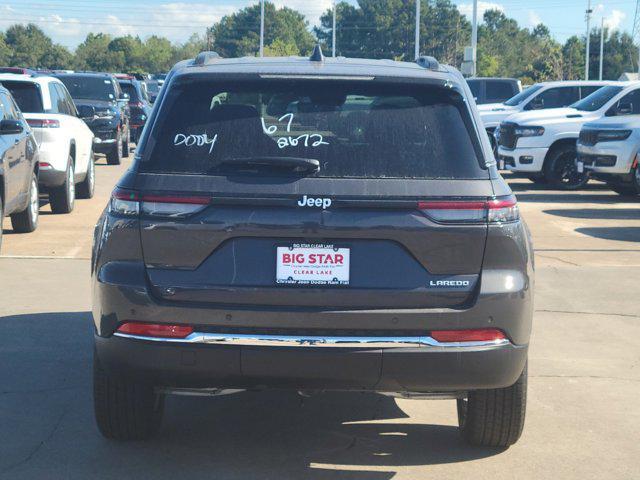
xmin=597 ymin=130 xmax=632 ymax=142
xmin=515 ymin=126 xmax=545 ymax=137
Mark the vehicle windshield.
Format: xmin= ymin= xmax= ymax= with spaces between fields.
xmin=56 ymin=75 xmax=115 ymax=101
xmin=119 ymin=82 xmax=141 ymax=102
xmin=504 ymin=84 xmax=543 ymax=106
xmin=140 ymin=79 xmax=487 ymax=179
xmin=146 ymin=81 xmax=160 ymax=93
xmin=571 ymin=86 xmax=624 ymax=111
xmin=1 ymin=81 xmax=44 ymax=113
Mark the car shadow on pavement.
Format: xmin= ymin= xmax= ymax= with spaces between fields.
xmin=543 ymin=208 xmax=640 ymax=220
xmin=575 ymin=227 xmax=640 ymax=242
xmin=0 ymin=311 xmax=503 ymax=480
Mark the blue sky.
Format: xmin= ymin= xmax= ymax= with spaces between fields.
xmin=0 ymin=0 xmax=636 ymax=50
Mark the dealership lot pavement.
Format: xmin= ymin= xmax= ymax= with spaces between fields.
xmin=1 ymin=165 xmax=639 ymax=479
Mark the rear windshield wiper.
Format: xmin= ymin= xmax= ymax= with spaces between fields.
xmin=217 ymin=156 xmax=320 ymax=174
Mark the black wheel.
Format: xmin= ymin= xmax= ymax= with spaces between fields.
xmin=106 ymin=134 xmax=122 ymax=165
xmin=77 ymin=151 xmax=95 ymax=199
xmin=122 ymin=136 xmax=130 ymax=158
xmin=606 ymin=166 xmax=640 ymax=196
xmin=525 ymin=174 xmax=548 ymax=185
xmin=10 ymin=172 xmax=39 ymax=233
xmin=457 ymin=362 xmax=527 ymax=448
xmin=49 ymin=157 xmax=75 ymax=214
xmin=93 ymin=353 xmax=164 ymax=440
xmin=543 ymin=144 xmax=589 ymax=190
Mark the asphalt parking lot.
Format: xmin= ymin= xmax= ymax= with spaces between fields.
xmin=1 ymin=159 xmax=639 ymax=479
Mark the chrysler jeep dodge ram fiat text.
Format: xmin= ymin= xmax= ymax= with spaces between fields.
xmin=91 ymin=49 xmax=534 ymax=447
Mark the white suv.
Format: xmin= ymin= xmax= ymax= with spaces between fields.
xmin=496 ymin=82 xmax=640 ymax=189
xmin=479 ymin=80 xmax=612 ymax=150
xmin=0 ymin=73 xmax=95 ymax=213
xmin=577 ymin=115 xmax=640 ymax=195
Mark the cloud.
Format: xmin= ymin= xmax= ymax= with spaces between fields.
xmin=458 ymin=2 xmax=505 ymax=20
xmin=0 ymin=3 xmax=238 ymax=49
xmin=528 ymin=10 xmax=542 ymax=27
xmin=273 ymin=0 xmax=333 ymax=26
xmin=604 ymin=10 xmax=625 ymax=30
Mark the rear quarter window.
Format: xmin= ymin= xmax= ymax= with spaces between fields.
xmin=1 ymin=81 xmax=44 ymax=114
xmin=139 ymin=79 xmax=488 ymax=180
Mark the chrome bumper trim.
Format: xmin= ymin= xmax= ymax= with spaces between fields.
xmin=113 ymin=332 xmax=510 ymax=349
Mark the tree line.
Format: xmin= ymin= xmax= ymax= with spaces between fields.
xmin=0 ymin=0 xmax=637 ymax=81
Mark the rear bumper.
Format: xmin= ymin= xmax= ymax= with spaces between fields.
xmin=95 ymin=333 xmax=528 ymax=392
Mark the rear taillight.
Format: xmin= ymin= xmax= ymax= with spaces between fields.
xmin=111 ymin=188 xmax=140 ymax=216
xmin=110 ymin=187 xmax=211 ymax=217
xmin=116 ymin=322 xmax=193 ymax=339
xmin=430 ymin=328 xmax=507 ymax=343
xmin=131 ymin=101 xmax=144 ymax=108
xmin=27 ymin=118 xmax=60 ymax=128
xmin=418 ymin=195 xmax=519 ymax=224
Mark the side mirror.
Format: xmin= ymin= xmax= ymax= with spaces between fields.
xmin=0 ymin=119 xmax=23 ymax=135
xmin=77 ymin=105 xmax=96 ymax=119
xmin=617 ymin=101 xmax=633 ymax=115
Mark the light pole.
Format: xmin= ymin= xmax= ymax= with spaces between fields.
xmin=585 ymin=0 xmax=592 ymax=80
xmin=259 ymin=0 xmax=265 ymax=57
xmin=471 ymin=0 xmax=478 ymax=76
xmin=415 ymin=0 xmax=420 ymax=59
xmin=332 ymin=0 xmax=337 ymax=57
xmin=599 ymin=17 xmax=605 ymax=80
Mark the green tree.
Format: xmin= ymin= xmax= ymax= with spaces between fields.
xmin=171 ymin=33 xmax=207 ymax=65
xmin=0 ymin=33 xmax=11 ymax=65
xmin=5 ymin=24 xmax=49 ymax=66
xmin=562 ymin=36 xmax=584 ymax=80
xmin=74 ymin=33 xmax=123 ymax=71
xmin=316 ymin=0 xmax=468 ymax=65
xmin=263 ymin=38 xmax=299 ymax=56
xmin=210 ymin=2 xmax=315 ymax=57
xmin=143 ymin=36 xmax=174 ymax=72
xmin=108 ymin=35 xmax=145 ymax=72
xmin=40 ymin=44 xmax=73 ymax=69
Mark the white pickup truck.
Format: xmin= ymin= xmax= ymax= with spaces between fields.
xmin=479 ymin=80 xmax=612 ymax=151
xmin=577 ymin=115 xmax=640 ymax=195
xmin=496 ymin=82 xmax=640 ymax=189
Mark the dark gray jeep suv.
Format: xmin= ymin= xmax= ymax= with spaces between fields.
xmin=91 ymin=49 xmax=534 ymax=447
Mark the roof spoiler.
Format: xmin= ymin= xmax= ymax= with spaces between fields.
xmin=194 ymin=51 xmax=222 ymax=66
xmin=415 ymin=56 xmax=440 ymax=71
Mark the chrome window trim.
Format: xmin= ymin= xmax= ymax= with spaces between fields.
xmin=113 ymin=331 xmax=510 ymax=349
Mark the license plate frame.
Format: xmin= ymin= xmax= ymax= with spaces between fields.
xmin=276 ymin=244 xmax=350 ymax=286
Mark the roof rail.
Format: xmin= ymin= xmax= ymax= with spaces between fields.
xmin=309 ymin=44 xmax=325 ymax=62
xmin=194 ymin=51 xmax=221 ymax=65
xmin=415 ymin=56 xmax=440 ymax=71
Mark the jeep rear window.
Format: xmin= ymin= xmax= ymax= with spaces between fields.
xmin=140 ymin=79 xmax=487 ymax=179
xmin=2 ymin=81 xmax=44 ymax=113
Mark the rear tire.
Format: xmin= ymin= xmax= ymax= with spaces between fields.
xmin=77 ymin=151 xmax=95 ymax=199
xmin=93 ymin=354 xmax=164 ymax=441
xmin=607 ymin=165 xmax=640 ymax=196
xmin=106 ymin=134 xmax=122 ymax=165
xmin=122 ymin=136 xmax=130 ymax=158
xmin=543 ymin=144 xmax=589 ymax=190
xmin=457 ymin=362 xmax=527 ymax=448
xmin=49 ymin=158 xmax=75 ymax=214
xmin=10 ymin=172 xmax=39 ymax=233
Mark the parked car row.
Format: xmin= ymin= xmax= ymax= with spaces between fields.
xmin=0 ymin=68 xmax=164 ymax=250
xmin=469 ymin=76 xmax=640 ymax=193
